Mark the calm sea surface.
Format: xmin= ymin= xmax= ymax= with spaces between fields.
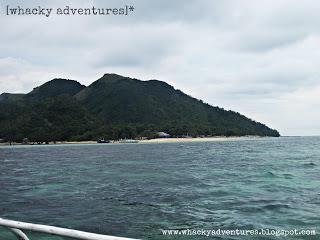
xmin=0 ymin=137 xmax=319 ymax=239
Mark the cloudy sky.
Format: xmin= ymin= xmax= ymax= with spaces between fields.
xmin=1 ymin=0 xmax=319 ymax=136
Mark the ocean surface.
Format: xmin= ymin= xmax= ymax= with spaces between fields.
xmin=0 ymin=137 xmax=319 ymax=240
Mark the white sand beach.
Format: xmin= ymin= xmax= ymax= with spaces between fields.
xmin=0 ymin=136 xmax=267 ymax=146
xmin=138 ymin=136 xmax=263 ymax=144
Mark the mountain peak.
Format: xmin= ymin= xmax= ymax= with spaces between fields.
xmin=0 ymin=92 xmax=24 ymax=102
xmin=101 ymin=73 xmax=126 ymax=80
xmin=26 ymin=78 xmax=85 ymax=100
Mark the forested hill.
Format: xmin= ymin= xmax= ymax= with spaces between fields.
xmin=0 ymin=74 xmax=280 ymax=142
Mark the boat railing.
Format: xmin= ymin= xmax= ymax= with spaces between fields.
xmin=0 ymin=218 xmax=138 ymax=240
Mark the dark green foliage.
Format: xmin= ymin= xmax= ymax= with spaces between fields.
xmin=26 ymin=78 xmax=85 ymax=101
xmin=0 ymin=74 xmax=280 ymax=142
xmin=0 ymin=95 xmax=95 ymax=142
xmin=0 ymin=93 xmax=24 ymax=102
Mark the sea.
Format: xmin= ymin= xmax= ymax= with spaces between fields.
xmin=0 ymin=136 xmax=319 ymax=239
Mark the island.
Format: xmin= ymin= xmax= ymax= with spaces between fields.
xmin=0 ymin=73 xmax=280 ymax=144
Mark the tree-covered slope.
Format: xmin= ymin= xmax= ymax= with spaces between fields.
xmin=26 ymin=78 xmax=85 ymax=101
xmin=0 ymin=93 xmax=24 ymax=103
xmin=0 ymin=74 xmax=280 ymax=142
xmin=76 ymin=74 xmax=279 ymax=137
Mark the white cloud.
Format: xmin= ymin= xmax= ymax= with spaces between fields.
xmin=0 ymin=57 xmax=58 ymax=93
xmin=0 ymin=0 xmax=320 ymax=135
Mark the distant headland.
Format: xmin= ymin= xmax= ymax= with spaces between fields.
xmin=0 ymin=73 xmax=280 ymax=144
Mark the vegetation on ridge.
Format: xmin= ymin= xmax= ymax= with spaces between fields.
xmin=0 ymin=74 xmax=280 ymax=143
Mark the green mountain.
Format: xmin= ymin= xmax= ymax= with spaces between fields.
xmin=26 ymin=78 xmax=85 ymax=101
xmin=0 ymin=74 xmax=280 ymax=142
xmin=0 ymin=93 xmax=24 ymax=102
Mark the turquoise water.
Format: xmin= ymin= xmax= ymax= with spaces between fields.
xmin=0 ymin=137 xmax=319 ymax=239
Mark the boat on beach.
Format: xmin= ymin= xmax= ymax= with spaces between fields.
xmin=97 ymin=138 xmax=110 ymax=143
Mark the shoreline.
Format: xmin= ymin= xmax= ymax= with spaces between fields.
xmin=138 ymin=136 xmax=264 ymax=144
xmin=0 ymin=136 xmax=271 ymax=146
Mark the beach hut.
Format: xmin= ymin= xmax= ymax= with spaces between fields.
xmin=157 ymin=132 xmax=171 ymax=138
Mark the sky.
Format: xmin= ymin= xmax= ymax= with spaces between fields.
xmin=0 ymin=0 xmax=319 ymax=136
